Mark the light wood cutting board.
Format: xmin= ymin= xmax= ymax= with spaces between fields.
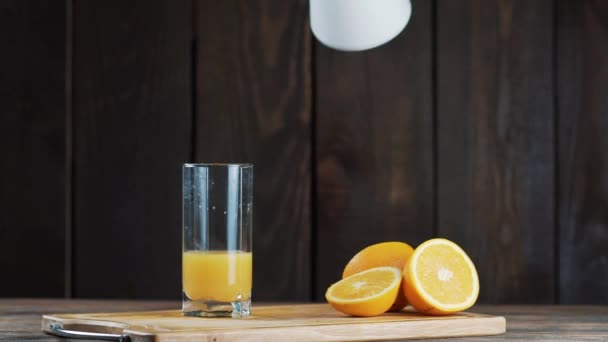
xmin=42 ymin=304 xmax=505 ymax=341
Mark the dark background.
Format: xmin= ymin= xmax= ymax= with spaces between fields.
xmin=1 ymin=0 xmax=606 ymax=304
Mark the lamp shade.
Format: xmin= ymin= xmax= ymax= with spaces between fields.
xmin=310 ymin=0 xmax=412 ymax=52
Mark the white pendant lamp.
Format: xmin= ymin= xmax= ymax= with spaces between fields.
xmin=310 ymin=0 xmax=412 ymax=52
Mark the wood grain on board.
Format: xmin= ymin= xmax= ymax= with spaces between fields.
xmin=436 ymin=0 xmax=555 ymax=303
xmin=314 ymin=0 xmax=434 ymax=300
xmin=0 ymin=0 xmax=67 ymax=297
xmin=194 ymin=0 xmax=312 ymax=301
xmin=3 ymin=300 xmax=608 ymax=341
xmin=42 ymin=304 xmax=506 ymax=341
xmin=557 ymin=0 xmax=608 ymax=304
xmin=72 ymin=0 xmax=192 ymax=298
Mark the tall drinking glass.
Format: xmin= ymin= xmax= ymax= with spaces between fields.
xmin=182 ymin=163 xmax=253 ymax=318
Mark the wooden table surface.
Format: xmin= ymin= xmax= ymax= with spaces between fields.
xmin=1 ymin=299 xmax=606 ymax=341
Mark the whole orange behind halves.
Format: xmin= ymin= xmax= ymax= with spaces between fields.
xmin=343 ymin=242 xmax=414 ymax=311
xmin=403 ymin=238 xmax=479 ymax=315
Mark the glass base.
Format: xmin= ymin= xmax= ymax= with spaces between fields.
xmin=182 ymin=294 xmax=251 ymax=318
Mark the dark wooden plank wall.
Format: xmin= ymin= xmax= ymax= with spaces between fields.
xmin=194 ymin=0 xmax=312 ymax=301
xmin=557 ymin=0 xmax=608 ymax=304
xmin=437 ymin=0 xmax=555 ymax=303
xmin=1 ymin=0 xmax=606 ymax=303
xmin=72 ymin=0 xmax=191 ymax=298
xmin=0 ymin=0 xmax=68 ymax=297
xmin=315 ymin=0 xmax=434 ymax=299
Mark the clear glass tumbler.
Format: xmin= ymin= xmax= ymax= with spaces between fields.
xmin=182 ymin=163 xmax=253 ymax=318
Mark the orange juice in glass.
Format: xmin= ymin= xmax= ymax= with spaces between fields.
xmin=182 ymin=164 xmax=253 ymax=318
xmin=183 ymin=251 xmax=252 ymax=303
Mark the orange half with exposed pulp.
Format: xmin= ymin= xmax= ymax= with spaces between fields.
xmin=403 ymin=238 xmax=479 ymax=315
xmin=326 ymin=266 xmax=401 ymax=317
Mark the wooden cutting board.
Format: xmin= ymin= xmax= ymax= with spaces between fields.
xmin=43 ymin=304 xmax=505 ymax=341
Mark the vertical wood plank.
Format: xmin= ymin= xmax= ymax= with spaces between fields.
xmin=314 ymin=0 xmax=434 ymax=299
xmin=0 ymin=0 xmax=67 ymax=297
xmin=557 ymin=0 xmax=608 ymax=304
xmin=73 ymin=0 xmax=191 ymax=298
xmin=437 ymin=0 xmax=555 ymax=303
xmin=194 ymin=0 xmax=312 ymax=300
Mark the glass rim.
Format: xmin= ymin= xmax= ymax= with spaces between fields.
xmin=183 ymin=163 xmax=253 ymax=168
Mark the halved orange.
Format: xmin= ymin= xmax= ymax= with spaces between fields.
xmin=326 ymin=266 xmax=401 ymax=317
xmin=343 ymin=242 xmax=414 ymax=311
xmin=403 ymin=238 xmax=479 ymax=315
